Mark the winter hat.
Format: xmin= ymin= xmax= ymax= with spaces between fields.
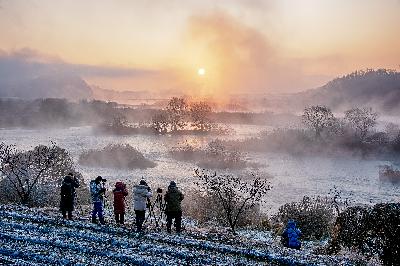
xmin=139 ymin=180 xmax=147 ymax=186
xmin=287 ymin=220 xmax=296 ymax=228
xmin=96 ymin=176 xmax=103 ymax=182
xmin=115 ymin=181 xmax=124 ymax=188
xmin=169 ymin=181 xmax=177 ymax=187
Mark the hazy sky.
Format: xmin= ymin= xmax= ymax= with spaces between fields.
xmin=0 ymin=0 xmax=399 ymax=96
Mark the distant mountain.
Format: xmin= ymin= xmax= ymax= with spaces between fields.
xmin=0 ymin=74 xmax=93 ymax=101
xmin=265 ymin=69 xmax=400 ymax=114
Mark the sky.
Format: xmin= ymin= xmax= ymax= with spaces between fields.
xmin=0 ymin=0 xmax=399 ymax=97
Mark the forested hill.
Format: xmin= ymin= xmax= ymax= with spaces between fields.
xmin=291 ymin=69 xmax=400 ymax=114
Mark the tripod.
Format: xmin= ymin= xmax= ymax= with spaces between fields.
xmin=144 ymin=192 xmax=165 ymax=229
xmin=74 ymin=193 xmax=85 ymax=220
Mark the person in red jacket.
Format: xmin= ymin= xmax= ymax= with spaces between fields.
xmin=113 ymin=181 xmax=128 ymax=224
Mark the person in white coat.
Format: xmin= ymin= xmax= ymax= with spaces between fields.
xmin=133 ymin=180 xmax=152 ymax=232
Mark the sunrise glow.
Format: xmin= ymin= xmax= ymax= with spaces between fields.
xmin=198 ymin=68 xmax=205 ymax=76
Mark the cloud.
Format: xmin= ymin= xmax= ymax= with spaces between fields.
xmin=184 ymin=11 xmax=332 ymax=94
xmin=0 ymin=48 xmax=158 ymax=82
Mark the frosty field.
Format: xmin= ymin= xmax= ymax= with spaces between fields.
xmin=1 ymin=126 xmax=398 ymax=213
xmin=0 ymin=205 xmax=362 ymax=265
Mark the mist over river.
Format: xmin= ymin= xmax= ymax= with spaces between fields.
xmin=1 ymin=126 xmax=399 ymax=213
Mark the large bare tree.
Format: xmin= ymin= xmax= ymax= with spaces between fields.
xmin=195 ymin=169 xmax=270 ymax=234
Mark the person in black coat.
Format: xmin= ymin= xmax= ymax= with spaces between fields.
xmin=60 ymin=173 xmax=80 ymax=220
xmin=164 ymin=181 xmax=184 ymax=234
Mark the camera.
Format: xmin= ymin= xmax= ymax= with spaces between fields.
xmin=156 ymin=188 xmax=163 ymax=194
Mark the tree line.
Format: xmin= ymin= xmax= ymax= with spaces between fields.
xmin=151 ymin=97 xmax=213 ymax=134
xmin=302 ymin=105 xmax=379 ymax=142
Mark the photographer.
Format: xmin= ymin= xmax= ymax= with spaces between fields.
xmin=133 ymin=180 xmax=152 ymax=232
xmin=90 ymin=176 xmax=107 ymax=225
xmin=113 ymin=181 xmax=128 ymax=224
xmin=60 ymin=173 xmax=80 ymax=220
xmin=164 ymin=181 xmax=184 ymax=234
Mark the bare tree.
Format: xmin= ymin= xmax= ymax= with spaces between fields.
xmin=166 ymin=97 xmax=188 ymax=132
xmin=152 ymin=111 xmax=169 ymax=134
xmin=194 ymin=169 xmax=270 ymax=234
xmin=302 ymin=105 xmax=335 ymax=138
xmin=0 ymin=142 xmax=81 ymax=206
xmin=190 ymin=101 xmax=212 ymax=131
xmin=344 ymin=107 xmax=378 ymax=141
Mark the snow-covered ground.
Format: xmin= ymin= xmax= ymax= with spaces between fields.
xmin=0 ymin=205 xmax=365 ymax=265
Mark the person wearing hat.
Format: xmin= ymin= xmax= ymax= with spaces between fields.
xmin=164 ymin=181 xmax=184 ymax=234
xmin=113 ymin=181 xmax=128 ymax=225
xmin=133 ymin=180 xmax=152 ymax=232
xmin=90 ymin=176 xmax=106 ymax=224
xmin=59 ymin=172 xmax=80 ymax=220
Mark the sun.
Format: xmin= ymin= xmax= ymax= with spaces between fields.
xmin=197 ymin=68 xmax=205 ymax=76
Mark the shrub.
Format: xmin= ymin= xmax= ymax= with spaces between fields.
xmin=79 ymin=144 xmax=156 ymax=169
xmin=198 ymin=140 xmax=248 ymax=169
xmin=274 ymin=196 xmax=335 ymax=240
xmin=183 ymin=189 xmax=263 ymax=228
xmin=194 ymin=169 xmax=270 ymax=234
xmin=334 ymin=203 xmax=400 ymax=266
xmin=170 ymin=139 xmax=253 ymax=169
xmin=169 ymin=141 xmax=203 ymax=161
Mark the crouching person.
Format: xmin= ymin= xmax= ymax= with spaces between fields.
xmin=164 ymin=181 xmax=184 ymax=234
xmin=60 ymin=173 xmax=80 ymax=220
xmin=133 ymin=180 xmax=152 ymax=232
xmin=113 ymin=181 xmax=128 ymax=224
xmin=90 ymin=176 xmax=106 ymax=224
xmin=281 ymin=220 xmax=302 ymax=250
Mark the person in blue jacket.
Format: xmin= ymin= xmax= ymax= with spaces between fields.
xmin=90 ymin=176 xmax=107 ymax=224
xmin=281 ymin=220 xmax=302 ymax=250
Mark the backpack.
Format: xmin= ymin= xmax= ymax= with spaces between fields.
xmin=61 ymin=182 xmax=74 ymax=200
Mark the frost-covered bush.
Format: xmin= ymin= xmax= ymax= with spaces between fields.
xmin=183 ymin=189 xmax=263 ymax=228
xmin=333 ymin=203 xmax=400 ymax=266
xmin=170 ymin=140 xmax=253 ymax=169
xmin=194 ymin=169 xmax=270 ymax=234
xmin=0 ymin=143 xmax=88 ymax=207
xmin=169 ymin=141 xmax=202 ymax=161
xmin=78 ymin=144 xmax=156 ymax=169
xmin=225 ymin=128 xmax=316 ymax=156
xmin=198 ymin=140 xmax=248 ymax=169
xmin=274 ymin=196 xmax=335 ymax=240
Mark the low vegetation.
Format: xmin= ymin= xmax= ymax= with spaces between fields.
xmin=194 ymin=169 xmax=271 ymax=234
xmin=328 ymin=203 xmax=400 ymax=266
xmin=78 ymin=144 xmax=156 ymax=169
xmin=182 ymin=188 xmax=264 ymax=228
xmin=170 ymin=139 xmax=257 ymax=169
xmin=273 ymin=196 xmax=336 ymax=240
